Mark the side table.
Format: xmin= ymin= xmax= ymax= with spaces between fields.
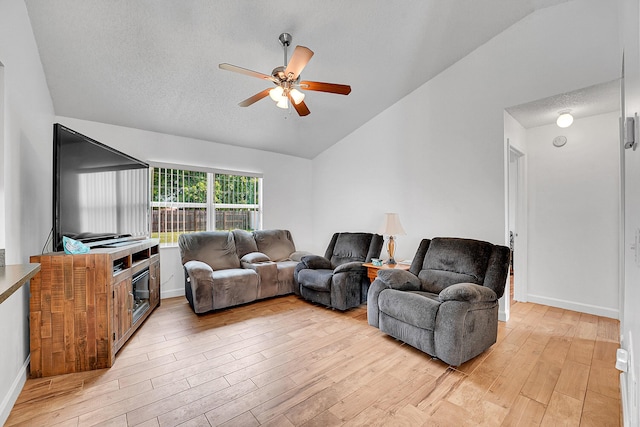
xmin=362 ymin=262 xmax=410 ymax=284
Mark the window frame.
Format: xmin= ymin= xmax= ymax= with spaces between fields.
xmin=150 ymin=162 xmax=263 ymax=247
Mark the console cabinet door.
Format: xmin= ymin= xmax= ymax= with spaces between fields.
xmin=149 ymin=259 xmax=160 ymax=308
xmin=113 ymin=277 xmax=132 ymax=351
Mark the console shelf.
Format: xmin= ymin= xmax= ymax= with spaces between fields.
xmin=29 ymin=239 xmax=160 ymax=378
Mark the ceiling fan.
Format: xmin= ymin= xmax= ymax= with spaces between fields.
xmin=219 ymin=33 xmax=351 ymax=116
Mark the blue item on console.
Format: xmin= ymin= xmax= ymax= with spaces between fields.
xmin=63 ymin=236 xmax=90 ymax=254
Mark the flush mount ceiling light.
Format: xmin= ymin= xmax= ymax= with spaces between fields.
xmin=556 ymin=111 xmax=574 ymax=128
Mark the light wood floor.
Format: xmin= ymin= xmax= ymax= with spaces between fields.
xmin=8 ymin=295 xmax=621 ymax=426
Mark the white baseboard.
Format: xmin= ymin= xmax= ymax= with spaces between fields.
xmin=161 ymin=288 xmax=184 ymax=299
xmin=527 ymin=294 xmax=619 ymax=319
xmin=0 ymin=356 xmax=29 ymax=426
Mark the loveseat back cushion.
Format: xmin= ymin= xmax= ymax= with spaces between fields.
xmin=419 ymin=238 xmax=493 ymax=294
xmin=328 ymin=233 xmax=374 ymax=268
xmin=232 ymin=229 xmax=259 ymax=258
xmin=254 ymin=229 xmax=296 ymax=262
xmin=178 ymin=231 xmax=241 ymax=271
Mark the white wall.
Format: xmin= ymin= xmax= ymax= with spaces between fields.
xmin=55 ymin=117 xmax=314 ymax=297
xmin=504 ymin=112 xmax=528 ymax=155
xmin=311 ymin=0 xmax=620 ymax=262
xmin=527 ymin=112 xmax=620 ymax=318
xmin=0 ymin=0 xmax=55 ymax=424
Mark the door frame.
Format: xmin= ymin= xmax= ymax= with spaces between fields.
xmin=507 ymin=143 xmax=528 ymax=304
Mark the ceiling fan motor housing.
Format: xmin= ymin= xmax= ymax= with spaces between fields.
xmin=278 ymin=32 xmax=292 ymax=47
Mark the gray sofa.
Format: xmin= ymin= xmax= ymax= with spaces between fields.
xmin=178 ymin=229 xmax=309 ymax=314
xmin=294 ymin=232 xmax=384 ymax=310
xmin=367 ymin=237 xmax=510 ymax=366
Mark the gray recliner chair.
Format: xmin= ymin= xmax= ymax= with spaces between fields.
xmin=368 ymin=237 xmax=510 ymax=366
xmin=295 ymin=232 xmax=384 ymax=310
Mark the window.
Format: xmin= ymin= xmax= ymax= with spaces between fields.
xmin=151 ymin=166 xmax=262 ymax=246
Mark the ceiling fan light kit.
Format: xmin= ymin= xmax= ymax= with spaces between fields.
xmin=219 ymin=33 xmax=351 ymax=116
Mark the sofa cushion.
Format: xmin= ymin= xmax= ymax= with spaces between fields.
xmin=233 ymin=229 xmax=259 ymax=258
xmin=329 ymin=233 xmax=372 ymax=268
xmin=378 ymin=289 xmax=440 ymax=331
xmin=275 ymin=260 xmax=298 ymax=294
xmin=210 ymin=268 xmax=259 ymax=309
xmin=179 ymin=231 xmax=241 ymax=271
xmin=419 ymin=238 xmax=493 ymax=293
xmin=298 ymin=269 xmax=334 ymax=292
xmin=254 ymin=229 xmax=296 ymax=262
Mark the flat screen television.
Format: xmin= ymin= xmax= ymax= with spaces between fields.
xmin=53 ymin=124 xmax=150 ymax=251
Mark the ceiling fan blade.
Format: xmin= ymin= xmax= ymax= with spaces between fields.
xmin=299 ymin=80 xmax=351 ymax=95
xmin=289 ymin=94 xmax=310 ymax=116
xmin=238 ymin=88 xmax=271 ymax=107
xmin=219 ymin=63 xmax=277 ymax=82
xmin=284 ymin=46 xmax=314 ymax=80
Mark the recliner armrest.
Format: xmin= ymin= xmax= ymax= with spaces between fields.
xmin=367 ymin=269 xmax=420 ymax=328
xmin=334 ymin=261 xmax=365 ymax=274
xmin=375 ymin=269 xmax=421 ymax=291
xmin=439 ymin=283 xmax=497 ymax=303
xmin=300 ymin=255 xmax=332 ymax=270
xmin=184 ymin=260 xmax=214 ymax=280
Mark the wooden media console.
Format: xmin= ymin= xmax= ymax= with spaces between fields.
xmin=29 ymin=239 xmax=160 ymax=378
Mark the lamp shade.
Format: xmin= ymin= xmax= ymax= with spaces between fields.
xmin=276 ymin=97 xmax=289 ymax=109
xmin=378 ymin=213 xmax=406 ymax=236
xmin=269 ymin=86 xmax=284 ymax=101
xmin=290 ymin=88 xmax=305 ymax=105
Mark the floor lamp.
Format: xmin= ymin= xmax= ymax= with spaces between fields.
xmin=378 ymin=213 xmax=406 ymax=265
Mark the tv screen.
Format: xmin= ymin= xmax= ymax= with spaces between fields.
xmin=53 ymin=124 xmax=149 ymax=251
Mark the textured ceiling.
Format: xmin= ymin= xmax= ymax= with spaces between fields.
xmin=506 ymin=79 xmax=621 ymax=129
xmin=25 ymin=0 xmax=571 ymax=159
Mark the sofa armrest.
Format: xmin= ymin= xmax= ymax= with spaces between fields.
xmin=241 ymin=258 xmax=277 ymax=290
xmin=375 ymin=269 xmax=421 ymax=291
xmin=241 ymin=252 xmax=271 ymax=264
xmin=184 ymin=260 xmax=214 ymax=280
xmin=439 ymin=283 xmax=497 ymax=303
xmin=334 ymin=261 xmax=366 ymax=274
xmin=290 ymin=250 xmax=313 ymax=262
xmin=300 ymin=254 xmax=332 ymax=270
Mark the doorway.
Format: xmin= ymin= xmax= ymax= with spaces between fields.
xmin=508 ymin=145 xmax=526 ymax=304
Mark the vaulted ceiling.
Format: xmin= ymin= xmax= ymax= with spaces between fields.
xmin=25 ymin=0 xmax=573 ymax=159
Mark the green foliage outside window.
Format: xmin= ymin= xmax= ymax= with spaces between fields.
xmin=152 ymin=169 xmax=259 ymax=205
xmin=152 ymin=169 xmax=207 ymax=203
xmin=214 ymin=174 xmax=259 ymax=204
